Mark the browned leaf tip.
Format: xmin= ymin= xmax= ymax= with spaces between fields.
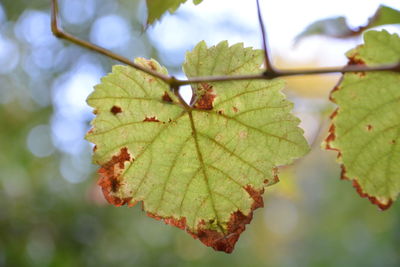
xmin=339 ymin=166 xmax=393 ymax=210
xmin=110 ymin=105 xmax=122 ymax=115
xmin=352 ymin=179 xmax=393 ymax=210
xmin=190 ymin=186 xmax=264 ymax=253
xmin=98 ymin=147 xmax=134 ymax=206
xmin=194 ymin=83 xmax=216 ymax=110
xmin=145 ymin=185 xmax=264 ymax=253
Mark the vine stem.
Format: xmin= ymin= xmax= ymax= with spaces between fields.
xmin=256 ymin=0 xmax=276 ymax=75
xmin=50 ymin=0 xmax=172 ymax=83
xmin=51 ymin=0 xmax=400 ymax=88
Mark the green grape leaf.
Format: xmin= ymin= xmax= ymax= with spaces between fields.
xmin=146 ymin=0 xmax=203 ymax=26
xmin=295 ymin=5 xmax=400 ymax=43
xmin=324 ymin=30 xmax=400 ymax=210
xmin=86 ymin=41 xmax=309 ymax=253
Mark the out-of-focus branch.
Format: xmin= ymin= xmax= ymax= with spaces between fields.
xmin=50 ymin=0 xmax=172 ymax=84
xmin=50 ymin=0 xmax=400 ymax=88
xmin=256 ymin=0 xmax=276 ymax=76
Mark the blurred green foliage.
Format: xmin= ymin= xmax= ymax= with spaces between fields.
xmin=0 ymin=0 xmax=399 ymax=266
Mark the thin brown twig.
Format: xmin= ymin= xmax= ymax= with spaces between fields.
xmin=50 ymin=0 xmax=400 ymax=88
xmin=256 ymin=0 xmax=276 ymax=76
xmin=50 ymin=0 xmax=172 ymax=84
xmin=174 ymin=63 xmax=400 ymax=85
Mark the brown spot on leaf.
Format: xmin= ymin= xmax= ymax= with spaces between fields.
xmin=233 ymin=107 xmax=238 ymax=113
xmin=238 ymin=131 xmax=248 ymax=139
xmin=348 ymin=54 xmax=366 ymax=66
xmin=217 ymin=110 xmax=224 ymax=115
xmin=162 ymin=91 xmax=173 ymax=103
xmin=366 ymin=124 xmax=373 ymax=131
xmin=194 ymin=83 xmax=216 ymax=110
xmin=357 ymin=72 xmax=366 ymax=77
xmin=97 ymin=147 xmax=133 ymax=206
xmin=148 ymin=61 xmax=157 ymax=71
xmin=93 ymin=145 xmax=97 ymax=152
xmin=110 ymin=105 xmax=122 ymax=115
xmin=391 ymin=140 xmax=396 ymax=144
xmin=348 ymin=54 xmax=366 ymax=76
xmin=143 ymin=116 xmax=160 ymax=122
xmin=263 ymin=168 xmax=280 ymax=186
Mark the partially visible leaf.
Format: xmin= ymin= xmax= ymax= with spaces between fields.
xmin=146 ymin=0 xmax=203 ymax=26
xmin=324 ymin=30 xmax=400 ymax=210
xmin=369 ymin=5 xmax=400 ymax=28
xmin=295 ymin=5 xmax=400 ymax=43
xmin=86 ymin=41 xmax=309 ymax=253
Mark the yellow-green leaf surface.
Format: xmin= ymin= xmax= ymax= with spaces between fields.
xmin=325 ymin=30 xmax=400 ymax=210
xmin=146 ymin=0 xmax=203 ymax=25
xmin=86 ymin=41 xmax=309 ymax=253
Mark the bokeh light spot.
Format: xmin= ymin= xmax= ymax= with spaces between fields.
xmin=90 ymin=14 xmax=131 ymax=49
xmin=26 ymin=124 xmax=55 ymax=158
xmin=61 ymin=0 xmax=95 ymax=25
xmin=0 ymin=36 xmax=19 ymax=74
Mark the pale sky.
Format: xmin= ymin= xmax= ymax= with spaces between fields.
xmin=147 ymin=0 xmax=400 ymax=68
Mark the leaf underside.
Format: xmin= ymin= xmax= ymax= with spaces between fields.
xmin=324 ymin=30 xmax=400 ymax=210
xmin=86 ymin=41 xmax=309 ymax=253
xmin=146 ymin=0 xmax=203 ymax=26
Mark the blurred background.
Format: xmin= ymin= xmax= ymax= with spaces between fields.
xmin=0 ymin=0 xmax=400 ymax=266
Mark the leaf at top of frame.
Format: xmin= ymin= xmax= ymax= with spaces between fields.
xmin=324 ymin=30 xmax=400 ymax=210
xmin=86 ymin=41 xmax=309 ymax=253
xmin=295 ymin=5 xmax=400 ymax=43
xmin=146 ymin=0 xmax=203 ymax=26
